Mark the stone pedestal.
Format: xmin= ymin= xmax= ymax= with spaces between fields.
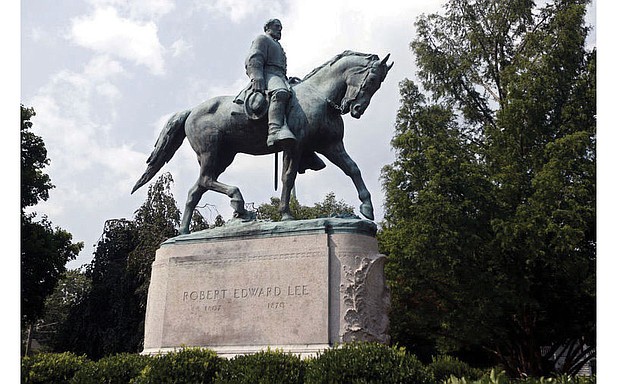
xmin=142 ymin=218 xmax=390 ymax=357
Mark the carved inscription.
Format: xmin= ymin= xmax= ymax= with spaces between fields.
xmin=182 ymin=285 xmax=309 ymax=312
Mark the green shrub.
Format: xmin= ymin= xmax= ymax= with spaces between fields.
xmin=443 ymin=369 xmax=509 ymax=384
xmin=215 ymin=348 xmax=304 ymax=384
xmin=70 ymin=353 xmax=151 ymax=383
xmin=551 ymin=374 xmax=596 ymax=384
xmin=132 ymin=347 xmax=223 ymax=384
xmin=21 ymin=352 xmax=90 ymax=384
xmin=442 ymin=370 xmax=596 ymax=384
xmin=428 ymin=355 xmax=484 ymax=382
xmin=304 ymin=342 xmax=432 ymax=384
xmin=512 ymin=374 xmax=596 ymax=384
xmin=20 ymin=349 xmax=595 ymax=384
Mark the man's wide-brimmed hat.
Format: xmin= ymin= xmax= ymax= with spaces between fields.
xmin=244 ymin=91 xmax=268 ymax=120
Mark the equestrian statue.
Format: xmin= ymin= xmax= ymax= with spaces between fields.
xmin=132 ymin=19 xmax=393 ymax=234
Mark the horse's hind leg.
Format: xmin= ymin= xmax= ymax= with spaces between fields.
xmin=180 ymin=182 xmax=207 ymax=234
xmin=179 ymin=150 xmax=250 ymax=234
xmin=180 ymin=178 xmax=249 ymax=234
xmin=180 ymin=150 xmax=215 ymax=234
xmin=209 ymin=179 xmax=251 ymax=219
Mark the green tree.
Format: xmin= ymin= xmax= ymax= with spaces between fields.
xmin=380 ymin=0 xmax=595 ymax=377
xmin=190 ymin=209 xmax=210 ymax=232
xmin=34 ymin=269 xmax=91 ymax=351
xmin=214 ymin=214 xmax=226 ymax=227
xmin=55 ymin=173 xmax=183 ymax=358
xmin=128 ymin=172 xmax=181 ymax=307
xmin=257 ymin=192 xmax=355 ymax=221
xmin=55 ymin=219 xmax=140 ymax=358
xmin=21 ymin=105 xmax=53 ymax=212
xmin=381 ymin=80 xmax=498 ymax=365
xmin=21 ymin=105 xmax=83 ymax=354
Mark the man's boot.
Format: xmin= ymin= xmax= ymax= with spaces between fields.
xmin=267 ymin=91 xmax=296 ymax=147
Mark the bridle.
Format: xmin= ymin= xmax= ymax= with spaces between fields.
xmin=300 ymin=55 xmax=391 ymax=115
xmin=338 ymin=64 xmax=377 ymax=115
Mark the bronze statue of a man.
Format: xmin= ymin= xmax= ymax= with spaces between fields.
xmin=245 ymin=18 xmax=296 ymax=147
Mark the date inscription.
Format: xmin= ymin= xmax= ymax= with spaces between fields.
xmin=181 ymin=284 xmax=310 ymax=313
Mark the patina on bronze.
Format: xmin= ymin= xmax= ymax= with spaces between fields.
xmin=244 ymin=18 xmax=296 ymax=148
xmin=132 ymin=21 xmax=393 ymax=235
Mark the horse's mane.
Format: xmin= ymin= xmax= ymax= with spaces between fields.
xmin=301 ymin=50 xmax=380 ymax=82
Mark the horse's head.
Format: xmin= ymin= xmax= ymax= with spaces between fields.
xmin=341 ymin=53 xmax=394 ymax=118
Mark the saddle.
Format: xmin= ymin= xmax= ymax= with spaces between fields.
xmin=232 ymin=79 xmax=326 ymax=175
xmin=232 ymin=76 xmax=302 ymax=119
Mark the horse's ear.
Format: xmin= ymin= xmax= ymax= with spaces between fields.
xmin=380 ymin=53 xmax=390 ymax=65
xmin=381 ymin=53 xmax=394 ymax=73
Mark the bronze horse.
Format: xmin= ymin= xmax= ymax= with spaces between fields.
xmin=132 ymin=50 xmax=393 ymax=234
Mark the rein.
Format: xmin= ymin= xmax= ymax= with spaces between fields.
xmin=325 ymin=97 xmax=345 ymax=114
xmin=299 ymin=82 xmax=346 ymax=115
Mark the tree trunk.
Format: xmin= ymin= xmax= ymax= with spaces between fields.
xmin=25 ymin=322 xmax=34 ymax=356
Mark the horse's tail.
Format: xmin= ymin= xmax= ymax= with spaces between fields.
xmin=131 ymin=109 xmax=192 ymax=194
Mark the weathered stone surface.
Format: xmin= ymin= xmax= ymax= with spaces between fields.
xmin=143 ymin=218 xmax=389 ymax=357
xmin=331 ymin=233 xmax=390 ymax=344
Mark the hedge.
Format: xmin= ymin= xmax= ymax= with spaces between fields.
xmin=304 ymin=342 xmax=432 ymax=383
xmin=132 ymin=348 xmax=222 ymax=384
xmin=428 ymin=354 xmax=485 ymax=382
xmin=69 ymin=353 xmax=150 ymax=383
xmin=21 ymin=352 xmax=88 ymax=384
xmin=215 ymin=348 xmax=304 ymax=384
xmin=20 ymin=344 xmax=595 ymax=384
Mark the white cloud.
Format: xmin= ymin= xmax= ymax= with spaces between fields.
xmin=27 ymin=54 xmax=143 ymax=208
xmin=86 ymin=0 xmax=175 ymax=20
xmin=196 ymin=0 xmax=285 ymax=24
xmin=82 ymin=55 xmax=124 ymax=101
xmin=126 ymin=0 xmax=176 ymax=19
xmin=170 ymin=39 xmax=192 ymax=58
xmin=70 ymin=7 xmax=165 ymax=75
xmin=83 ymin=54 xmax=124 ymax=78
xmin=30 ymin=26 xmax=46 ymax=43
xmin=283 ymin=0 xmax=439 ymax=76
xmin=28 ymin=68 xmax=147 ymax=264
xmin=179 ymin=75 xmax=248 ymax=107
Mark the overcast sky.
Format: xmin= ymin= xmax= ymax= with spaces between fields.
xmin=18 ymin=0 xmax=598 ymax=271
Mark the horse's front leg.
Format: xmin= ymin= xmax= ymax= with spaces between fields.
xmin=320 ymin=143 xmax=374 ymax=221
xmin=279 ymin=150 xmax=301 ymax=220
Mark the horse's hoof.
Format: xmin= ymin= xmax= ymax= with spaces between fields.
xmin=234 ymin=210 xmax=256 ymax=222
xmin=360 ymin=203 xmax=374 ymax=221
xmin=179 ymin=227 xmax=190 ymax=235
xmin=281 ymin=212 xmax=294 ymax=221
